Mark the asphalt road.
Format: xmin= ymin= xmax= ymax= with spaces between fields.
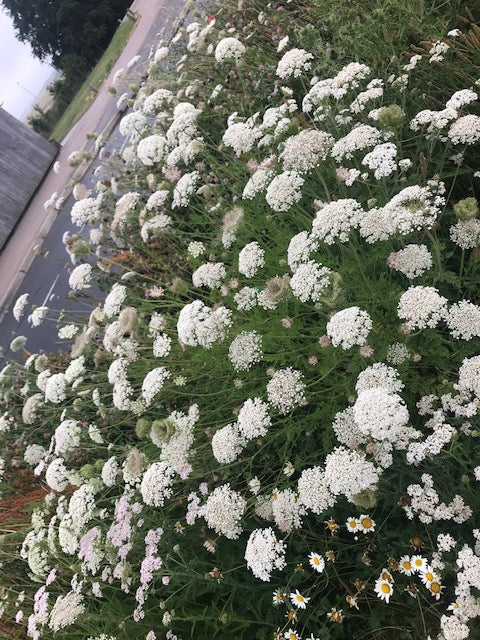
xmin=0 ymin=0 xmax=197 ymax=363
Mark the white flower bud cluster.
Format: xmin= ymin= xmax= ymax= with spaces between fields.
xmin=244 ymin=527 xmax=286 ymax=581
xmin=326 ymin=306 xmax=372 ymax=349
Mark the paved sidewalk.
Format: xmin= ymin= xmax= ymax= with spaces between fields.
xmin=0 ymin=0 xmax=189 ymax=322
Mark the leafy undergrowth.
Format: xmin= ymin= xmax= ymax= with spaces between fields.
xmin=1 ymin=2 xmax=480 ymax=640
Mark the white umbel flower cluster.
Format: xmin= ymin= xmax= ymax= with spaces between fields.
xmin=212 ymin=423 xmax=244 ymax=464
xmin=446 ymin=300 xmax=480 ymax=340
xmin=448 ymin=114 xmax=480 ymax=145
xmin=312 ymin=199 xmax=364 ymax=244
xmin=387 ymin=244 xmax=433 ymax=279
xmin=324 ymin=447 xmax=380 ymax=501
xmin=214 ymin=37 xmax=245 ymax=63
xmin=44 ymin=373 xmax=67 ymax=404
xmin=290 ymin=260 xmax=332 ymax=302
xmin=326 ymin=306 xmax=372 ymax=349
xmin=297 ymin=466 xmax=335 ymax=514
xmin=332 ymin=124 xmax=384 ymax=162
xmin=228 ymin=331 xmax=263 ymax=371
xmin=244 ymin=527 xmax=286 ymax=581
xmin=204 ymin=484 xmax=246 ymax=539
xmin=141 ymin=367 xmax=170 ymax=406
xmin=238 ymin=241 xmax=265 ymax=278
xmin=177 ymin=300 xmax=232 ymax=348
xmin=222 ymin=121 xmax=261 ymax=157
xmin=397 ymin=286 xmax=448 ymax=330
xmin=237 ymin=397 xmax=271 ymax=440
xmin=266 ymin=367 xmax=305 ymax=414
xmin=362 ymin=142 xmax=397 ymax=179
xmin=450 ymin=219 xmax=480 ymax=249
xmin=69 ymin=264 xmax=93 ymax=290
xmin=71 ymin=197 xmax=101 ymax=227
xmin=136 ymin=135 xmax=168 ymax=166
xmin=13 ymin=293 xmax=29 ymax=321
xmin=353 ymin=387 xmax=410 ymax=443
xmin=265 ymin=170 xmax=304 ymax=212
xmin=276 ymin=48 xmax=313 ymax=80
xmin=192 ymin=262 xmax=226 ymax=289
xmin=49 ymin=591 xmax=85 ymax=632
xmin=140 ymin=461 xmax=176 ymax=507
xmin=104 ymin=284 xmax=127 ymax=318
xmin=279 ymin=129 xmax=334 ymax=172
xmin=172 ymin=171 xmax=200 ymax=208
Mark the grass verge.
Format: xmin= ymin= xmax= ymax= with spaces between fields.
xmin=49 ymin=14 xmax=138 ymax=143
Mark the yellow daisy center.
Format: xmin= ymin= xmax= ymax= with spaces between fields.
xmin=403 ymin=561 xmax=411 ymax=570
xmin=381 ymin=583 xmax=391 ymax=594
xmin=361 ymin=517 xmax=372 ymax=529
xmin=430 ymin=581 xmax=441 ymax=593
xmin=425 ymin=572 xmax=434 ymax=582
xmin=313 ymin=557 xmax=320 ymax=565
xmin=296 ymin=595 xmax=304 ymax=602
xmin=414 ymin=559 xmax=423 ymax=566
xmin=349 ymin=520 xmax=357 ymax=528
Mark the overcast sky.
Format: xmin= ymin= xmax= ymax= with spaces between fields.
xmin=0 ymin=7 xmax=56 ymax=120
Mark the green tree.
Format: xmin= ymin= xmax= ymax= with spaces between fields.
xmin=1 ymin=0 xmax=131 ymax=69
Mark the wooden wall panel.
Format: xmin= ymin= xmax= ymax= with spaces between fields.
xmin=0 ymin=108 xmax=58 ymax=250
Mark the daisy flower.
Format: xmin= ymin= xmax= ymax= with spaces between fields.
xmin=359 ymin=514 xmax=376 ymax=533
xmin=308 ymin=552 xmax=325 ymax=573
xmin=325 ymin=550 xmax=336 ymax=562
xmin=346 ymin=517 xmax=361 ymax=533
xmin=398 ymin=555 xmax=414 ymax=576
xmin=283 ymin=461 xmax=295 ymax=477
xmin=284 ymin=629 xmax=300 ymax=640
xmin=427 ymin=580 xmax=444 ymax=600
xmin=411 ymin=555 xmax=427 ymax=573
xmin=374 ymin=578 xmax=394 ymax=603
xmin=290 ymin=590 xmax=310 ymax=609
xmin=273 ymin=591 xmax=287 ymax=606
xmin=326 ymin=608 xmax=344 ymax=623
xmin=419 ymin=566 xmax=437 ymax=586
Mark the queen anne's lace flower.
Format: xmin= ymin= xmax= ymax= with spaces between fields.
xmin=362 ymin=142 xmax=397 ymax=179
xmin=297 ymin=466 xmax=335 ymax=514
xmin=448 ymin=114 xmax=480 ymax=144
xmin=204 ymin=484 xmax=246 ymax=539
xmin=140 ymin=461 xmax=175 ymax=507
xmin=177 ymin=300 xmax=232 ymax=348
xmin=312 ymin=199 xmax=364 ymax=244
xmin=228 ymin=331 xmax=263 ymax=371
xmin=222 ymin=122 xmax=261 ymax=157
xmin=172 ymin=171 xmax=200 ymax=208
xmin=238 ymin=242 xmax=265 ymax=278
xmin=353 ymin=387 xmax=410 ymax=443
xmin=141 ymin=367 xmax=170 ymax=406
xmin=71 ymin=197 xmax=101 ymax=226
xmin=69 ymin=264 xmax=93 ymax=290
xmin=215 ymin=37 xmax=245 ymax=63
xmin=237 ymin=397 xmax=271 ymax=440
xmin=276 ymin=48 xmax=313 ymax=80
xmin=397 ymin=286 xmax=448 ymax=330
xmin=267 ymin=367 xmax=305 ymax=414
xmin=137 ymin=135 xmax=168 ymax=166
xmin=387 ymin=244 xmax=433 ymax=279
xmin=446 ymin=300 xmax=480 ymax=340
xmin=280 ymin=129 xmax=334 ymax=172
xmin=212 ymin=423 xmax=244 ymax=463
xmin=244 ymin=527 xmax=286 ymax=581
xmin=13 ymin=293 xmax=29 ymax=321
xmin=265 ymin=170 xmax=304 ymax=212
xmin=324 ymin=447 xmax=380 ymax=501
xmin=192 ymin=262 xmax=226 ymax=289
xmin=450 ymin=219 xmax=480 ymax=249
xmin=290 ymin=260 xmax=332 ymax=302
xmin=326 ymin=307 xmax=372 ymax=349
xmin=331 ymin=125 xmax=384 ymax=162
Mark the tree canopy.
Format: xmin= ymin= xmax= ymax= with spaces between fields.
xmin=2 ymin=0 xmax=132 ymax=69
